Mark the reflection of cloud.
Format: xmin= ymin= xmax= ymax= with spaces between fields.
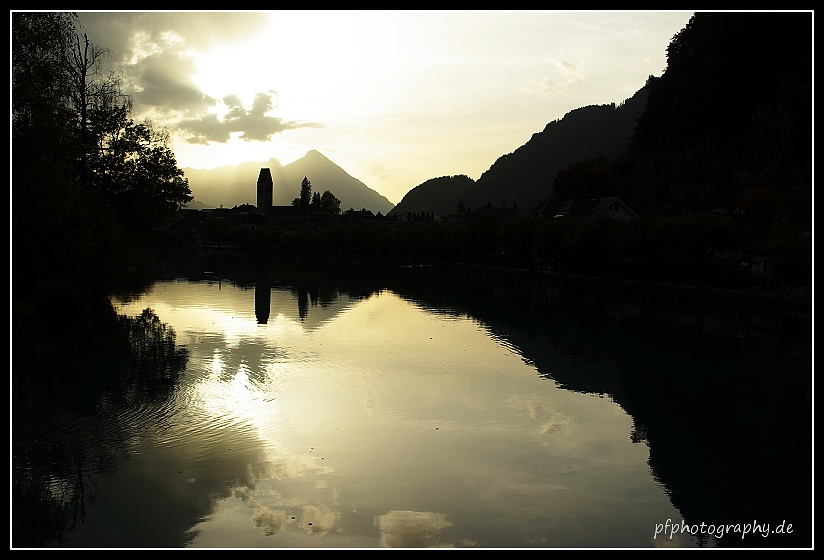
xmin=251 ymin=507 xmax=291 ymax=536
xmin=205 ymin=452 xmax=341 ymax=539
xmin=507 ymin=395 xmax=572 ymax=436
xmin=300 ymin=505 xmax=342 ymax=536
xmin=375 ymin=510 xmax=454 ymax=548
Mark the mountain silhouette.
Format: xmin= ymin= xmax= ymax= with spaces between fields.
xmin=183 ymin=150 xmax=394 ymax=214
xmin=627 ymin=11 xmax=811 ymax=214
xmin=183 ymin=12 xmax=810 ymax=225
xmin=390 ymin=88 xmax=648 ymax=217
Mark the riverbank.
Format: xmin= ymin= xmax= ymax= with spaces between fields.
xmin=151 ymin=243 xmax=813 ymax=310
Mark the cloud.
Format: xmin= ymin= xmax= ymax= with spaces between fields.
xmin=77 ymin=12 xmax=317 ymax=146
xmin=176 ymin=92 xmax=323 ymax=145
xmin=77 ymin=12 xmax=268 ymax=62
xmin=519 ymin=59 xmax=589 ymax=95
xmin=129 ymin=50 xmax=217 ymax=115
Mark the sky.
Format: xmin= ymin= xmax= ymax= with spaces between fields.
xmin=69 ymin=10 xmax=694 ymax=205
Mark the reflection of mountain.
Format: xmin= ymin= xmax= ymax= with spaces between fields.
xmin=14 ymin=274 xmax=366 ymax=548
xmin=272 ymin=285 xmax=359 ymax=330
xmin=149 ymin=248 xmax=386 ymax=330
xmin=255 ymin=278 xmax=360 ymax=329
xmin=367 ymin=261 xmax=812 ymax=548
xmin=138 ymin=250 xmax=812 ymax=548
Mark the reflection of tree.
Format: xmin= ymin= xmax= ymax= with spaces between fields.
xmin=149 ymin=249 xmax=385 ymax=320
xmin=368 ymin=261 xmax=812 ymax=548
xmin=132 ymin=249 xmax=811 ymax=548
xmin=297 ymin=288 xmax=309 ymax=321
xmin=293 ymin=283 xmax=346 ymax=322
xmin=12 ymin=306 xmax=187 ymax=547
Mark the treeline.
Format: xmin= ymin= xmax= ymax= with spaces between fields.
xmin=213 ymin=201 xmax=806 ymax=295
xmin=12 ymin=12 xmax=193 ymax=307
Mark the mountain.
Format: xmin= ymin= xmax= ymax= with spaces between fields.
xmin=182 ymin=159 xmax=283 ymax=208
xmin=183 ymin=13 xmax=810 ymax=226
xmin=390 ymin=87 xmax=648 ymax=217
xmin=473 ymin=89 xmax=648 ymax=209
xmin=274 ymin=150 xmax=394 ymax=214
xmin=392 ymin=12 xmax=811 ymax=222
xmin=182 ymin=150 xmax=394 ymax=215
xmin=387 ymin=174 xmax=477 ymax=217
xmin=627 ymin=11 xmax=811 ymax=216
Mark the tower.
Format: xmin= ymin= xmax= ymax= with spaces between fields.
xmin=256 ymin=168 xmax=273 ymax=215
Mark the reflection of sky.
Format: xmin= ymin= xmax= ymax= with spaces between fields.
xmin=375 ymin=510 xmax=454 ymax=548
xmin=105 ymin=280 xmax=695 ymax=548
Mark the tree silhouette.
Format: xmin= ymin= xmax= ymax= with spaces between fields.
xmin=320 ymin=190 xmax=341 ymax=215
xmin=12 ymin=12 xmax=192 ymax=298
xmin=298 ymin=176 xmax=313 ymax=208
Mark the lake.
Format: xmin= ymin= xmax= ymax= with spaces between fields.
xmin=11 ymin=250 xmax=812 ymax=549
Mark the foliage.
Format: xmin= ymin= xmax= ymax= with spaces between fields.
xmin=289 ymin=176 xmax=341 ymax=215
xmin=93 ymin=120 xmax=193 ymax=235
xmin=293 ymin=176 xmax=313 ymax=207
xmin=12 ymin=12 xmax=192 ymax=299
xmin=318 ymin=190 xmax=342 ymax=215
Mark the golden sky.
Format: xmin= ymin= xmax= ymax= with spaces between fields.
xmin=71 ymin=10 xmax=694 ymax=205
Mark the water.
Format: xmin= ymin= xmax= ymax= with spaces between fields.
xmin=11 ymin=251 xmax=812 ymax=548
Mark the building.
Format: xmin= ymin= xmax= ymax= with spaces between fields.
xmin=540 ymin=197 xmax=638 ymax=222
xmin=256 ymin=168 xmax=273 ymax=216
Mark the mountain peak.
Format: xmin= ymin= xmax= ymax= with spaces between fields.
xmin=303 ymin=149 xmax=325 ymax=159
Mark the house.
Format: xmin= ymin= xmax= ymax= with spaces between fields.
xmin=393 ymin=211 xmax=414 ymax=222
xmin=341 ymin=208 xmax=376 ymax=226
xmin=540 ymin=197 xmax=638 ymax=222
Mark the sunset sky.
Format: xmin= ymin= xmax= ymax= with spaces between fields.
xmin=72 ymin=10 xmax=694 ymax=205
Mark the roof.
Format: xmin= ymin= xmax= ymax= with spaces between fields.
xmin=543 ymin=197 xmax=638 ymax=221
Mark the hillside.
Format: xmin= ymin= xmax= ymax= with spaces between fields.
xmin=183 ymin=150 xmax=394 ymax=215
xmin=392 ymin=12 xmax=810 ymax=224
xmin=388 ymin=175 xmax=477 ymax=217
xmin=183 ymin=12 xmax=810 ymax=231
xmin=627 ymin=11 xmax=812 ymax=217
xmin=390 ymin=87 xmax=648 ymax=217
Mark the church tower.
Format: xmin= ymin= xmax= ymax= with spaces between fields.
xmin=256 ymin=168 xmax=273 ymax=215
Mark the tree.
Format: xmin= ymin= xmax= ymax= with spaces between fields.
xmin=12 ymin=12 xmax=79 ymax=188
xmin=12 ymin=12 xmax=192 ymax=296
xmin=66 ymin=30 xmax=131 ymax=185
xmin=319 ymin=190 xmax=341 ymax=215
xmin=293 ymin=176 xmax=312 ymax=208
xmin=95 ymin=120 xmax=193 ymax=234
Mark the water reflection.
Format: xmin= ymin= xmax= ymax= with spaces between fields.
xmin=12 ymin=307 xmax=189 ymax=547
xmin=255 ymin=280 xmax=270 ymax=324
xmin=12 ymin=251 xmax=811 ymax=548
xmin=375 ymin=510 xmax=454 ymax=548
